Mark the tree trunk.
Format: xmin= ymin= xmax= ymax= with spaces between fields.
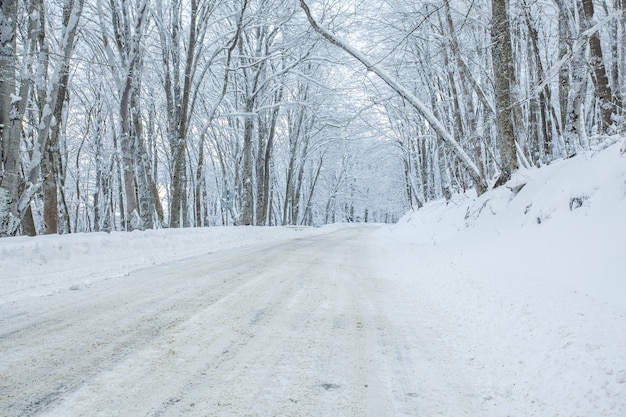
xmin=241 ymin=100 xmax=255 ymax=226
xmin=37 ymin=0 xmax=84 ymax=234
xmin=283 ymin=104 xmax=306 ymax=225
xmin=42 ymin=144 xmax=59 ymax=235
xmin=604 ymin=0 xmax=623 ymax=112
xmin=292 ymin=132 xmax=310 ymax=225
xmin=256 ymin=88 xmax=281 ymax=226
xmin=555 ymin=0 xmax=572 ymax=135
xmin=195 ymin=134 xmax=205 ymax=227
xmin=582 ymin=0 xmax=615 ymax=132
xmin=119 ymin=75 xmax=139 ymax=230
xmin=564 ymin=1 xmax=589 ymax=155
xmin=523 ymin=2 xmax=555 ymax=163
xmin=408 ymin=138 xmax=425 ymax=207
xmin=132 ymin=91 xmax=155 ymax=230
xmin=115 ymin=0 xmax=148 ymax=230
xmin=0 ymin=0 xmax=20 ymax=236
xmin=438 ymin=143 xmax=453 ymax=201
xmin=164 ymin=0 xmax=234 ymax=228
xmin=301 ymin=154 xmax=323 ymax=225
xmin=491 ymin=0 xmax=518 ymax=186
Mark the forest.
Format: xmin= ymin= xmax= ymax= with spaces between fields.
xmin=0 ymin=0 xmax=624 ymax=236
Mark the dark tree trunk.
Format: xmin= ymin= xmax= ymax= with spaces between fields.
xmin=491 ymin=0 xmax=518 ymax=185
xmin=582 ymin=0 xmax=615 ymax=132
xmin=241 ymin=100 xmax=255 ymax=226
xmin=0 ymin=0 xmax=20 ymax=236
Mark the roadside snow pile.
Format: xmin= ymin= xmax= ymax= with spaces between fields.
xmin=0 ymin=226 xmax=319 ymax=302
xmin=395 ymin=141 xmax=626 ymax=309
xmin=398 ymin=142 xmax=626 ymax=244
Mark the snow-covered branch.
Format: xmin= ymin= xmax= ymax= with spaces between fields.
xmin=298 ymin=0 xmax=487 ymax=194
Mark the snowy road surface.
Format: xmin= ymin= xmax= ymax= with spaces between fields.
xmin=1 ymin=227 xmax=453 ymax=416
xmin=1 ymin=225 xmax=625 ymax=416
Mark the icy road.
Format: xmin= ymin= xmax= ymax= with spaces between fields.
xmin=1 ymin=225 xmax=625 ymax=416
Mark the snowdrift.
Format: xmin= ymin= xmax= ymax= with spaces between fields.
xmin=395 ymin=142 xmax=626 ymax=309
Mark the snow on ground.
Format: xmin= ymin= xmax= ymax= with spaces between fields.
xmin=0 ymin=225 xmax=324 ymax=304
xmin=1 ymin=142 xmax=625 ymax=416
xmin=394 ymin=141 xmax=626 ymax=310
xmin=378 ymin=141 xmax=626 ymax=415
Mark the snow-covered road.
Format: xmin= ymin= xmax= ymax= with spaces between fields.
xmin=1 ymin=227 xmax=468 ymax=416
xmin=2 ymin=224 xmax=625 ymax=417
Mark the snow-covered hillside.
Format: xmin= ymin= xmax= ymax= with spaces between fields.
xmin=395 ymin=141 xmax=626 ymax=310
xmin=1 ymin=142 xmax=625 ymax=416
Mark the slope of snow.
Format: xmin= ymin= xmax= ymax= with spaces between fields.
xmin=380 ymin=142 xmax=626 ymax=415
xmin=395 ymin=142 xmax=626 ymax=309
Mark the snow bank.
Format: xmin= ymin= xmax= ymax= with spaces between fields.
xmin=395 ymin=142 xmax=626 ymax=309
xmin=0 ymin=226 xmax=324 ymax=302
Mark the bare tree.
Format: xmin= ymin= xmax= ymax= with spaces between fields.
xmin=98 ymin=0 xmax=150 ymax=230
xmin=39 ymin=0 xmax=85 ymax=234
xmin=155 ymin=0 xmax=248 ymax=228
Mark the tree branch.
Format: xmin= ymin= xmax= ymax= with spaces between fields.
xmin=298 ymin=0 xmax=487 ymax=194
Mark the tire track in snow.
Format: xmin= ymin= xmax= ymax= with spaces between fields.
xmin=0 ymin=238 xmax=314 ymax=417
xmin=144 ymin=249 xmax=318 ymax=416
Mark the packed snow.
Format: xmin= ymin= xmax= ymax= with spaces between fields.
xmin=1 ymin=143 xmax=625 ymax=416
